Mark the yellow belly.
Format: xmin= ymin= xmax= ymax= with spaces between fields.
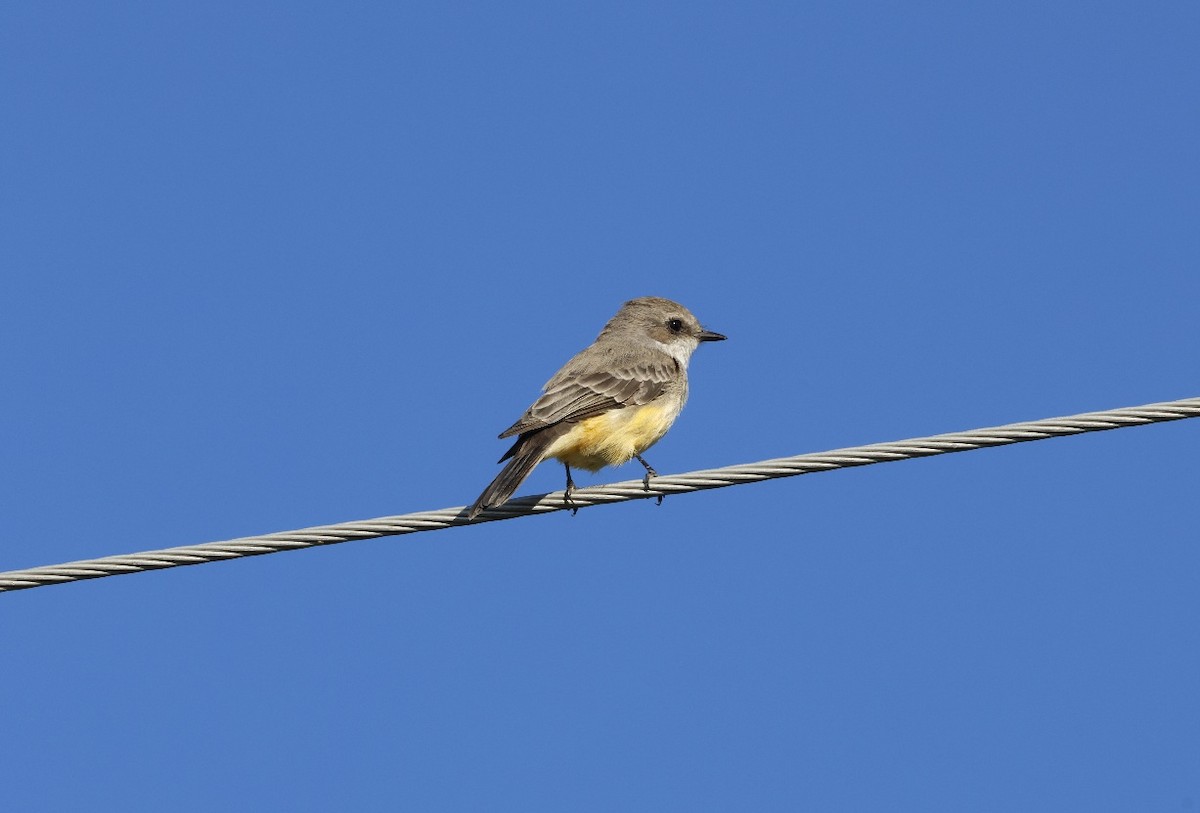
xmin=544 ymin=401 xmax=680 ymax=472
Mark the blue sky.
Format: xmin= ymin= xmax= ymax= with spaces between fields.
xmin=3 ymin=2 xmax=1198 ymax=810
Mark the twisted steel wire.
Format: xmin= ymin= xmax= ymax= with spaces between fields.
xmin=2 ymin=396 xmax=1197 ymax=594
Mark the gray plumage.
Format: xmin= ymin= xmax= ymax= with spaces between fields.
xmin=467 ymin=297 xmax=725 ymax=519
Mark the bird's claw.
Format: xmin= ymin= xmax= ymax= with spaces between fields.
xmin=642 ymin=470 xmax=663 ymax=506
xmin=564 ymin=466 xmax=579 ymax=516
xmin=635 ymin=453 xmax=662 ymax=505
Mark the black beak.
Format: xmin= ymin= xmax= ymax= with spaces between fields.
xmin=698 ymin=329 xmax=727 ymax=342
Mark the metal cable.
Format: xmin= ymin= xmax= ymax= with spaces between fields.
xmin=2 ymin=396 xmax=1197 ymax=594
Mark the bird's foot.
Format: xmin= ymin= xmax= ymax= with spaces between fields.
xmin=634 ymin=453 xmax=662 ymax=506
xmin=564 ymin=465 xmax=579 ymax=516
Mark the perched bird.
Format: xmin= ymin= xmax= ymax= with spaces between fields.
xmin=467 ymin=296 xmax=726 ymax=519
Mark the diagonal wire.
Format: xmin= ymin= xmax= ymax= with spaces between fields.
xmin=1 ymin=396 xmax=1197 ymax=594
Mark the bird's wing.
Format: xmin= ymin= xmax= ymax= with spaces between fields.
xmin=498 ymin=358 xmax=676 ymax=439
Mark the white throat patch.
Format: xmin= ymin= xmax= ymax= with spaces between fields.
xmin=653 ymin=339 xmax=698 ymax=370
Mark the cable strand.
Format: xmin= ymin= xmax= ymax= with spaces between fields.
xmin=2 ymin=396 xmax=1197 ymax=593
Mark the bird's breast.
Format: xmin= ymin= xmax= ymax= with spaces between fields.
xmin=545 ymin=393 xmax=686 ymax=472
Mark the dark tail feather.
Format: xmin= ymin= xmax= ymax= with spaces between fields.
xmin=467 ymin=427 xmax=567 ymax=520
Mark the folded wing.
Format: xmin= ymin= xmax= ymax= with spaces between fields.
xmin=498 ymin=360 xmax=676 ymax=439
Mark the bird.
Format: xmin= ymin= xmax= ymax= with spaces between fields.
xmin=467 ymin=296 xmax=726 ymax=519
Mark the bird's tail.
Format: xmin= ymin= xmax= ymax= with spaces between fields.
xmin=466 ymin=427 xmax=567 ymax=520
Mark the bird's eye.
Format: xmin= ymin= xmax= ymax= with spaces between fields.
xmin=667 ymin=318 xmax=684 ymax=333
